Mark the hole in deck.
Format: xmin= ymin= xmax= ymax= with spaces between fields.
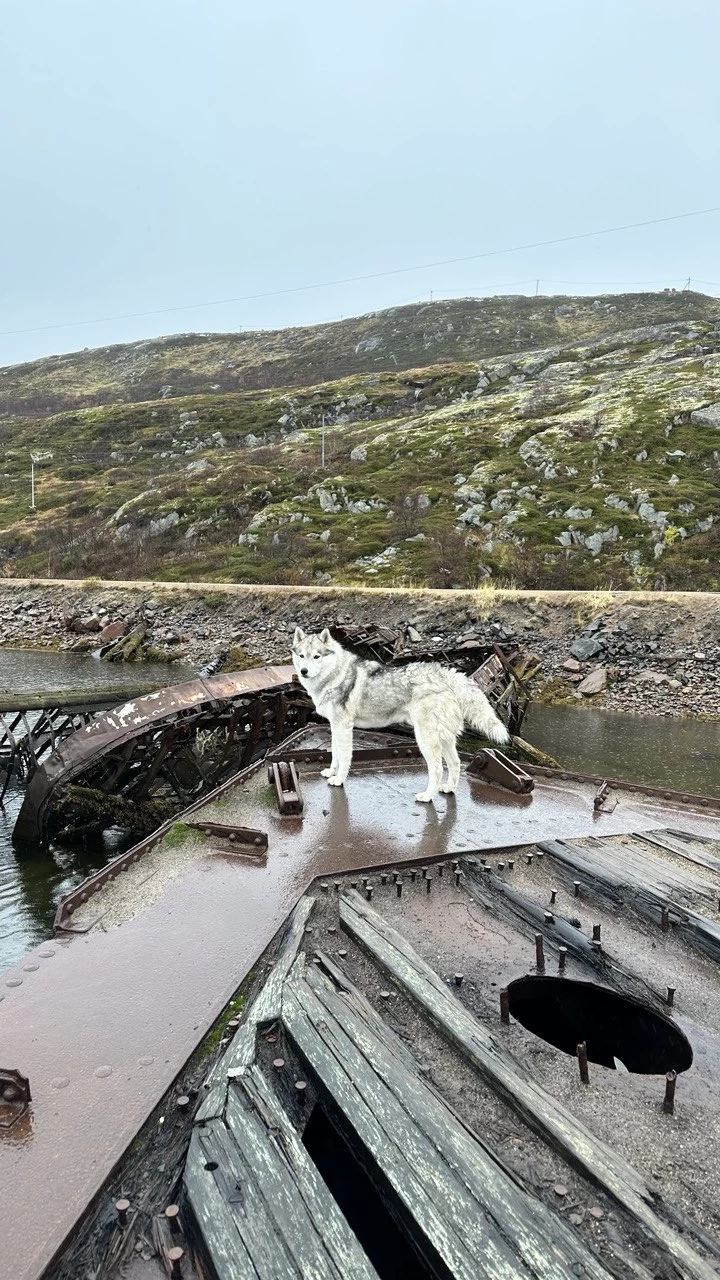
xmin=302 ymin=1101 xmax=451 ymax=1280
xmin=507 ymin=976 xmax=692 ymax=1074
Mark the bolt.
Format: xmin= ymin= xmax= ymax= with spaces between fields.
xmin=508 ymin=859 xmax=515 ymax=870
xmin=396 ymin=880 xmax=403 ymax=898
xmin=535 ymin=933 xmax=545 ymax=970
xmin=295 ymin=1080 xmax=308 ymax=1103
xmin=381 ymin=873 xmax=387 ymax=885
xmin=176 ymin=1095 xmax=190 ymax=1112
xmin=536 ymin=852 xmax=544 ymax=862
xmin=437 ymin=864 xmax=444 ymax=877
xmin=115 ymin=1199 xmax=130 ymax=1227
xmin=273 ymin=1058 xmax=285 ymax=1069
xmin=165 ymin=1204 xmax=180 ymax=1235
xmin=168 ymin=1247 xmax=184 ymax=1279
xmin=663 ymin=1070 xmax=677 ymax=1115
xmin=365 ymin=885 xmax=373 ymax=901
xmin=666 ymin=986 xmax=676 ymax=1008
xmin=550 ymin=889 xmax=557 ymax=904
xmin=363 ymin=877 xmax=370 ymax=888
xmin=328 ymin=926 xmax=336 ymax=934
xmin=573 ymin=881 xmax=581 ymax=898
xmin=592 ymin=924 xmax=601 ymax=942
xmin=558 ymin=946 xmax=567 ymax=972
xmin=454 ymin=870 xmax=462 ymax=887
xmin=411 ymin=869 xmax=417 ymax=882
xmin=544 ymin=911 xmax=554 ymax=925
xmin=500 ymin=988 xmax=510 ymax=1024
xmin=454 ymin=973 xmax=463 ymax=987
xmin=497 ymin=861 xmax=505 ymax=871
xmin=320 ymin=882 xmax=328 ymax=893
xmin=426 ymin=876 xmax=432 ymax=894
xmin=661 ymin=905 xmax=670 ymax=932
xmin=350 ymin=881 xmax=358 ymax=890
xmin=526 ymin=854 xmax=533 ymax=866
xmin=338 ymin=949 xmax=347 ymax=958
xmin=577 ymin=1041 xmax=589 ymax=1085
xmin=421 ymin=866 xmax=428 ymax=879
xmin=334 ymin=881 xmax=341 ymax=891
xmin=452 ymin=860 xmax=459 ymax=872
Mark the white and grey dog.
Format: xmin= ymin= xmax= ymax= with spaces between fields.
xmin=292 ymin=627 xmax=510 ymax=802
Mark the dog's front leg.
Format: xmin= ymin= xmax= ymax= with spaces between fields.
xmin=325 ymin=716 xmax=353 ymax=786
xmin=321 ymin=721 xmax=341 ymax=779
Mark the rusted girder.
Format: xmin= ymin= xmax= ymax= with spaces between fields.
xmin=467 ymin=748 xmax=535 ymax=795
xmin=187 ymin=821 xmax=268 ymax=851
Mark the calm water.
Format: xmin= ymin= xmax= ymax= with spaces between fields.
xmin=524 ymin=704 xmax=720 ymax=796
xmin=0 ymin=650 xmax=195 ymax=971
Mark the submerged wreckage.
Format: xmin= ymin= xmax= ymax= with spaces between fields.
xmin=3 ymin=627 xmax=720 ymax=1280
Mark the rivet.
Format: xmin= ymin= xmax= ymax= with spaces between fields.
xmin=426 ymin=876 xmax=432 ymax=894
xmin=334 ymin=881 xmax=341 ymax=891
xmin=411 ymin=869 xmax=417 ymax=882
xmin=550 ymin=889 xmax=557 ymax=904
xmin=421 ymin=866 xmax=428 ymax=879
xmin=437 ymin=864 xmax=444 ymax=877
xmin=526 ymin=854 xmax=533 ymax=866
xmin=577 ymin=1041 xmax=589 ymax=1084
xmin=273 ymin=1058 xmax=285 ymax=1069
xmin=165 ymin=1204 xmax=180 ymax=1235
xmin=454 ymin=871 xmax=462 ymax=886
xmin=497 ymin=861 xmax=505 ymax=871
xmin=328 ymin=926 xmax=337 ymax=934
xmin=365 ymin=885 xmax=373 ymax=901
xmin=350 ymin=881 xmax=358 ymax=890
xmin=381 ymin=873 xmax=388 ymax=885
xmin=558 ymin=946 xmax=567 ymax=971
xmin=115 ymin=1199 xmax=130 ymax=1227
xmin=454 ymin=973 xmax=463 ymax=987
xmin=176 ymin=1095 xmax=190 ymax=1112
xmin=544 ymin=911 xmax=554 ymax=925
xmin=396 ymin=880 xmax=403 ymax=898
xmin=168 ymin=1247 xmax=184 ymax=1279
xmin=338 ymin=949 xmax=347 ymax=958
xmin=573 ymin=881 xmax=581 ymax=898
xmin=320 ymin=882 xmax=329 ymax=893
xmin=295 ymin=1080 xmax=307 ymax=1103
xmin=380 ymin=990 xmax=391 ymax=999
xmin=666 ymin=986 xmax=676 ymax=1008
xmin=592 ymin=923 xmax=601 ymax=942
xmin=508 ymin=859 xmax=515 ymax=870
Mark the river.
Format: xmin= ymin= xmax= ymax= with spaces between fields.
xmin=0 ymin=650 xmax=195 ymax=972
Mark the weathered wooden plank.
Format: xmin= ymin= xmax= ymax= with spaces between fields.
xmin=638 ymin=830 xmax=720 ymax=876
xmin=339 ymin=890 xmax=717 ymax=1280
xmin=195 ymin=894 xmax=315 ymax=1122
xmin=461 ymin=861 xmax=666 ymax=1009
xmin=540 ymin=838 xmax=720 ymax=966
xmin=284 ymin=958 xmax=614 ymax=1280
xmin=225 ymin=1067 xmax=380 ymax=1280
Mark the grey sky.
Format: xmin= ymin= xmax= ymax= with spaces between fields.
xmin=2 ymin=0 xmax=719 ymax=367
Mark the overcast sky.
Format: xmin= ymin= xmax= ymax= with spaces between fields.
xmin=2 ymin=0 xmax=719 ymax=367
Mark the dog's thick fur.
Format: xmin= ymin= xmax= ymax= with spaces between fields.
xmin=292 ymin=627 xmax=510 ymax=803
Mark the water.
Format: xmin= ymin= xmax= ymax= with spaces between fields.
xmin=0 ymin=650 xmax=195 ymax=971
xmin=524 ymin=703 xmax=720 ymax=796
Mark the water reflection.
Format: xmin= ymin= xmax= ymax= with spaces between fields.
xmin=524 ymin=704 xmax=720 ymax=795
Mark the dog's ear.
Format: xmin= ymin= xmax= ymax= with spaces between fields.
xmin=293 ymin=627 xmax=305 ymax=646
xmin=319 ymin=628 xmax=333 ymax=646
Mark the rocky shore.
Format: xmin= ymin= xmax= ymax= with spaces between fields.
xmin=0 ymin=580 xmax=718 ymax=719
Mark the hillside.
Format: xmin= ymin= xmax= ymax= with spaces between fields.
xmin=0 ymin=293 xmax=719 ymax=590
xmin=1 ymin=291 xmax=716 ymax=417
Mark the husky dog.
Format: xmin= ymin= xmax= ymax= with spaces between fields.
xmin=291 ymin=627 xmax=510 ymax=802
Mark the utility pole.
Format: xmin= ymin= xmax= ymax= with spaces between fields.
xmin=684 ymin=276 xmax=691 ymax=291
xmin=535 ymin=279 xmax=540 ymax=296
xmin=30 ymin=459 xmax=35 ymax=510
xmin=321 ymin=414 xmax=326 ymax=468
xmin=430 ymin=290 xmax=433 ymax=302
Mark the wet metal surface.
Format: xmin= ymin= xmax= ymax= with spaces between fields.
xmin=2 ymin=728 xmax=720 ymax=1280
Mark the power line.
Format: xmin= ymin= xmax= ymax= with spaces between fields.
xmin=1 ymin=203 xmax=719 ymax=340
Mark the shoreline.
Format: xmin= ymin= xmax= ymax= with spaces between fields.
xmin=0 ymin=579 xmax=718 ymax=719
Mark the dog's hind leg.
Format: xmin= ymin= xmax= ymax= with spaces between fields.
xmin=439 ymin=731 xmax=461 ymax=794
xmin=412 ymin=706 xmax=444 ymax=803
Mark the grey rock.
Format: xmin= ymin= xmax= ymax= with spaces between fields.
xmin=350 ymin=444 xmax=367 ymax=462
xmin=690 ymin=403 xmax=720 ymax=429
xmin=576 ymin=666 xmax=607 ymax=696
xmin=570 ymin=634 xmax=604 ymax=661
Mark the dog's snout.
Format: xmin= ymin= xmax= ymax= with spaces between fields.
xmin=300 ymin=667 xmax=308 ymax=677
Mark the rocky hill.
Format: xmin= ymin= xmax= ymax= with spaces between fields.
xmin=0 ymin=292 xmax=719 ymax=590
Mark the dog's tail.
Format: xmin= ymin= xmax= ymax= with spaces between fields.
xmin=448 ymin=670 xmax=511 ymax=744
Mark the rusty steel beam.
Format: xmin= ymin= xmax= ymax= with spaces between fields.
xmin=526 ymin=765 xmax=720 ymax=812
xmin=268 ymin=761 xmax=304 ymax=816
xmin=467 ymin=749 xmax=535 ymax=795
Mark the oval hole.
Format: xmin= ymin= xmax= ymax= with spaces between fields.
xmin=204 ymin=1160 xmax=219 ymax=1172
xmin=507 ymin=976 xmax=692 ymax=1074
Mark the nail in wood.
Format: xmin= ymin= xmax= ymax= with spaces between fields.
xmin=666 ymin=985 xmax=676 ymax=1008
xmin=577 ymin=1041 xmax=589 ymax=1084
xmin=535 ymin=933 xmax=545 ymax=970
xmin=661 ymin=905 xmax=670 ymax=932
xmin=500 ymin=988 xmax=510 ymax=1023
xmin=663 ymin=1070 xmax=676 ymax=1114
xmin=558 ymin=945 xmax=567 ymax=972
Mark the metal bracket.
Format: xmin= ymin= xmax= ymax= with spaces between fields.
xmin=268 ymin=761 xmax=304 ymax=816
xmin=0 ymin=1069 xmax=31 ymax=1129
xmin=187 ymin=821 xmax=268 ymax=851
xmin=593 ymin=781 xmax=617 ymax=814
xmin=466 ymin=749 xmax=535 ymax=795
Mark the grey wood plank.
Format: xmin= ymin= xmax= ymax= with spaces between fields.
xmin=195 ymin=894 xmax=315 ymax=1121
xmin=226 ymin=1067 xmax=380 ymax=1280
xmin=284 ymin=958 xmax=614 ymax=1280
xmin=339 ymin=890 xmax=717 ymax=1280
xmin=638 ymin=830 xmax=720 ymax=876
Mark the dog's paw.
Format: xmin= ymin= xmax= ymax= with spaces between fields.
xmin=321 ymin=767 xmax=336 ymax=778
xmin=415 ymin=790 xmax=435 ymax=803
xmin=327 ymin=776 xmax=346 ymax=787
xmin=439 ymin=783 xmax=456 ymax=794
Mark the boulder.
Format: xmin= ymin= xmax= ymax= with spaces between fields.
xmin=562 ymin=657 xmax=582 ymax=672
xmin=690 ymin=403 xmax=720 ymax=429
xmin=570 ymin=634 xmax=604 ymax=661
xmin=576 ymin=666 xmax=607 ymax=696
xmin=98 ymin=621 xmax=126 ymax=644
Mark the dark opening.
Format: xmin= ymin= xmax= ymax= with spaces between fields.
xmin=507 ymin=976 xmax=693 ymax=1074
xmin=302 ymin=1101 xmax=450 ymax=1280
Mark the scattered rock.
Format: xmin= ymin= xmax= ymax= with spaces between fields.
xmin=575 ymin=666 xmax=607 ymax=696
